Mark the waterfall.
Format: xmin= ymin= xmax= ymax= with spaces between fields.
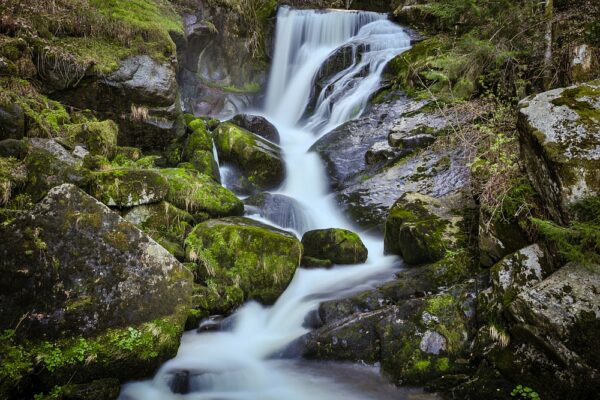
xmin=120 ymin=7 xmax=412 ymax=400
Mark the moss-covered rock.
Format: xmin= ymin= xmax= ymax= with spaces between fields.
xmin=123 ymin=201 xmax=194 ymax=261
xmin=160 ymin=168 xmax=242 ymax=218
xmin=187 ymin=150 xmax=220 ymax=182
xmin=0 ymin=138 xmax=28 ymax=159
xmin=184 ymin=120 xmax=213 ymax=160
xmin=0 ymin=102 xmax=25 ymax=140
xmin=301 ymin=228 xmax=368 ymax=265
xmin=214 ymin=122 xmax=284 ymax=190
xmin=0 ymin=156 xmax=26 ymax=207
xmin=185 ymin=217 xmax=302 ymax=314
xmin=518 ymin=82 xmax=600 ymax=223
xmin=384 ymin=192 xmax=465 ymax=265
xmin=24 ymin=138 xmax=91 ymax=202
xmin=65 ymin=120 xmax=119 ymax=159
xmin=89 ymin=168 xmax=169 ymax=208
xmin=230 ymin=114 xmax=280 ymax=144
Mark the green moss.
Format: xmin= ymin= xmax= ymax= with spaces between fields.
xmin=184 ymin=124 xmax=213 ymax=160
xmin=89 ymin=168 xmax=169 ymax=207
xmin=414 ymin=359 xmax=431 ymax=372
xmin=65 ymin=120 xmax=118 ymax=158
xmin=551 ymin=83 xmax=600 ymax=127
xmin=160 ymin=168 xmax=243 ymax=218
xmin=185 ymin=217 xmax=301 ymax=314
xmin=436 ymin=357 xmax=451 ymax=371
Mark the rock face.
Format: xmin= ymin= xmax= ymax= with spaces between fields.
xmin=244 ymin=192 xmax=311 ymax=233
xmin=491 ymin=263 xmax=600 ymax=399
xmin=231 ymin=114 xmax=280 ymax=144
xmin=311 ymin=99 xmax=473 ymax=229
xmin=54 ymin=56 xmax=184 ymax=151
xmin=185 ymin=217 xmax=302 ymax=314
xmin=518 ymin=82 xmax=600 ymax=223
xmin=214 ymin=122 xmax=285 ymax=191
xmin=384 ymin=192 xmax=465 ymax=265
xmin=301 ymin=228 xmax=368 ymax=265
xmin=0 ymin=184 xmax=193 ymax=339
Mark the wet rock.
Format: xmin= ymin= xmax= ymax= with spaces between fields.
xmin=169 ymin=370 xmax=191 ymax=395
xmin=185 ymin=217 xmax=302 ymax=314
xmin=231 ymin=114 xmax=280 ymax=144
xmin=518 ymin=82 xmax=600 ymax=223
xmin=389 ymin=133 xmax=436 ymax=150
xmin=89 ymin=168 xmax=169 ymax=208
xmin=244 ymin=192 xmax=311 ymax=233
xmin=214 ymin=122 xmax=284 ymax=190
xmin=186 ymin=150 xmax=221 ymax=182
xmin=302 ymin=256 xmax=334 ymax=268
xmin=364 ymin=140 xmax=405 ymax=165
xmin=302 ymin=228 xmax=368 ymax=265
xmin=0 ymin=183 xmax=193 ymax=338
xmin=490 ymin=263 xmax=600 ymax=399
xmin=197 ymin=315 xmax=225 ymax=333
xmin=184 ymin=119 xmax=213 ymax=159
xmin=0 ymin=102 xmax=24 ymax=140
xmin=384 ymin=192 xmax=465 ymax=265
xmin=160 ymin=168 xmax=243 ymax=218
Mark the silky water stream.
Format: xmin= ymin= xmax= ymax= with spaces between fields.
xmin=120 ymin=7 xmax=437 ymax=400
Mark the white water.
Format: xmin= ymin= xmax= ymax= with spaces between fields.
xmin=121 ymin=7 xmax=413 ymax=400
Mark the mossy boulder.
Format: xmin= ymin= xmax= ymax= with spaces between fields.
xmin=214 ymin=122 xmax=284 ymax=190
xmin=65 ymin=120 xmax=118 ymax=159
xmin=384 ymin=192 xmax=464 ymax=265
xmin=0 ymin=102 xmax=25 ymax=140
xmin=185 ymin=217 xmax=302 ymax=314
xmin=89 ymin=168 xmax=169 ymax=208
xmin=187 ymin=150 xmax=220 ymax=182
xmin=301 ymin=228 xmax=368 ymax=265
xmin=24 ymin=138 xmax=91 ymax=202
xmin=160 ymin=168 xmax=243 ymax=218
xmin=0 ymin=138 xmax=28 ymax=159
xmin=489 ymin=263 xmax=600 ymax=400
xmin=518 ymin=82 xmax=600 ymax=224
xmin=230 ymin=114 xmax=280 ymax=144
xmin=0 ymin=184 xmax=192 ymax=397
xmin=123 ymin=201 xmax=194 ymax=261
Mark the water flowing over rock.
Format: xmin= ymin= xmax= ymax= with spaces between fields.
xmin=302 ymin=228 xmax=368 ymax=265
xmin=518 ymin=82 xmax=600 ymax=223
xmin=244 ymin=192 xmax=311 ymax=233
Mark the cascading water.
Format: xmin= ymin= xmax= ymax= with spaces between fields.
xmin=120 ymin=7 xmax=420 ymax=400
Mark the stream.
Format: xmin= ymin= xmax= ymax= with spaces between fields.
xmin=120 ymin=7 xmax=438 ymax=400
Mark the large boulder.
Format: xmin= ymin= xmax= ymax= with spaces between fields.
xmin=518 ymin=82 xmax=600 ymax=223
xmin=214 ymin=122 xmax=285 ymax=191
xmin=185 ymin=217 xmax=302 ymax=314
xmin=244 ymin=192 xmax=311 ymax=233
xmin=301 ymin=228 xmax=368 ymax=265
xmin=0 ymin=102 xmax=25 ymax=140
xmin=89 ymin=168 xmax=169 ymax=208
xmin=230 ymin=114 xmax=280 ymax=144
xmin=160 ymin=168 xmax=243 ymax=218
xmin=384 ymin=192 xmax=465 ymax=265
xmin=490 ymin=263 xmax=600 ymax=400
xmin=0 ymin=184 xmax=193 ymax=397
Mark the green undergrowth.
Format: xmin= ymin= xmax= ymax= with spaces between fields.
xmin=532 ymin=197 xmax=600 ymax=267
xmin=1 ymin=0 xmax=182 ymax=76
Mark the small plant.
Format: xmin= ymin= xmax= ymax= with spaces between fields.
xmin=511 ymin=384 xmax=540 ymax=399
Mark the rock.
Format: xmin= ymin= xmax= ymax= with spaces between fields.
xmin=187 ymin=150 xmax=220 ymax=182
xmin=364 ymin=140 xmax=404 ymax=165
xmin=89 ymin=168 xmax=169 ymax=208
xmin=387 ymin=107 xmax=448 ymax=148
xmin=384 ymin=192 xmax=465 ymax=265
xmin=185 ymin=217 xmax=302 ymax=314
xmin=389 ymin=133 xmax=437 ymax=150
xmin=480 ymin=244 xmax=554 ymax=321
xmin=66 ymin=120 xmax=119 ymax=159
xmin=184 ymin=120 xmax=213 ymax=159
xmin=301 ymin=228 xmax=368 ymax=265
xmin=311 ymin=99 xmax=474 ymax=229
xmin=54 ymin=56 xmax=184 ymax=151
xmin=160 ymin=168 xmax=243 ymax=218
xmin=123 ymin=201 xmax=194 ymax=260
xmin=518 ymin=82 xmax=600 ymax=223
xmin=491 ymin=263 xmax=600 ymax=399
xmin=0 ymin=102 xmax=24 ymax=140
xmin=231 ymin=114 xmax=280 ymax=144
xmin=478 ymin=207 xmax=530 ymax=268
xmin=0 ymin=184 xmax=192 ymax=338
xmin=244 ymin=192 xmax=311 ymax=233
xmin=214 ymin=122 xmax=284 ymax=190
xmin=0 ymin=156 xmax=27 ymax=207
xmin=24 ymin=138 xmax=91 ymax=201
